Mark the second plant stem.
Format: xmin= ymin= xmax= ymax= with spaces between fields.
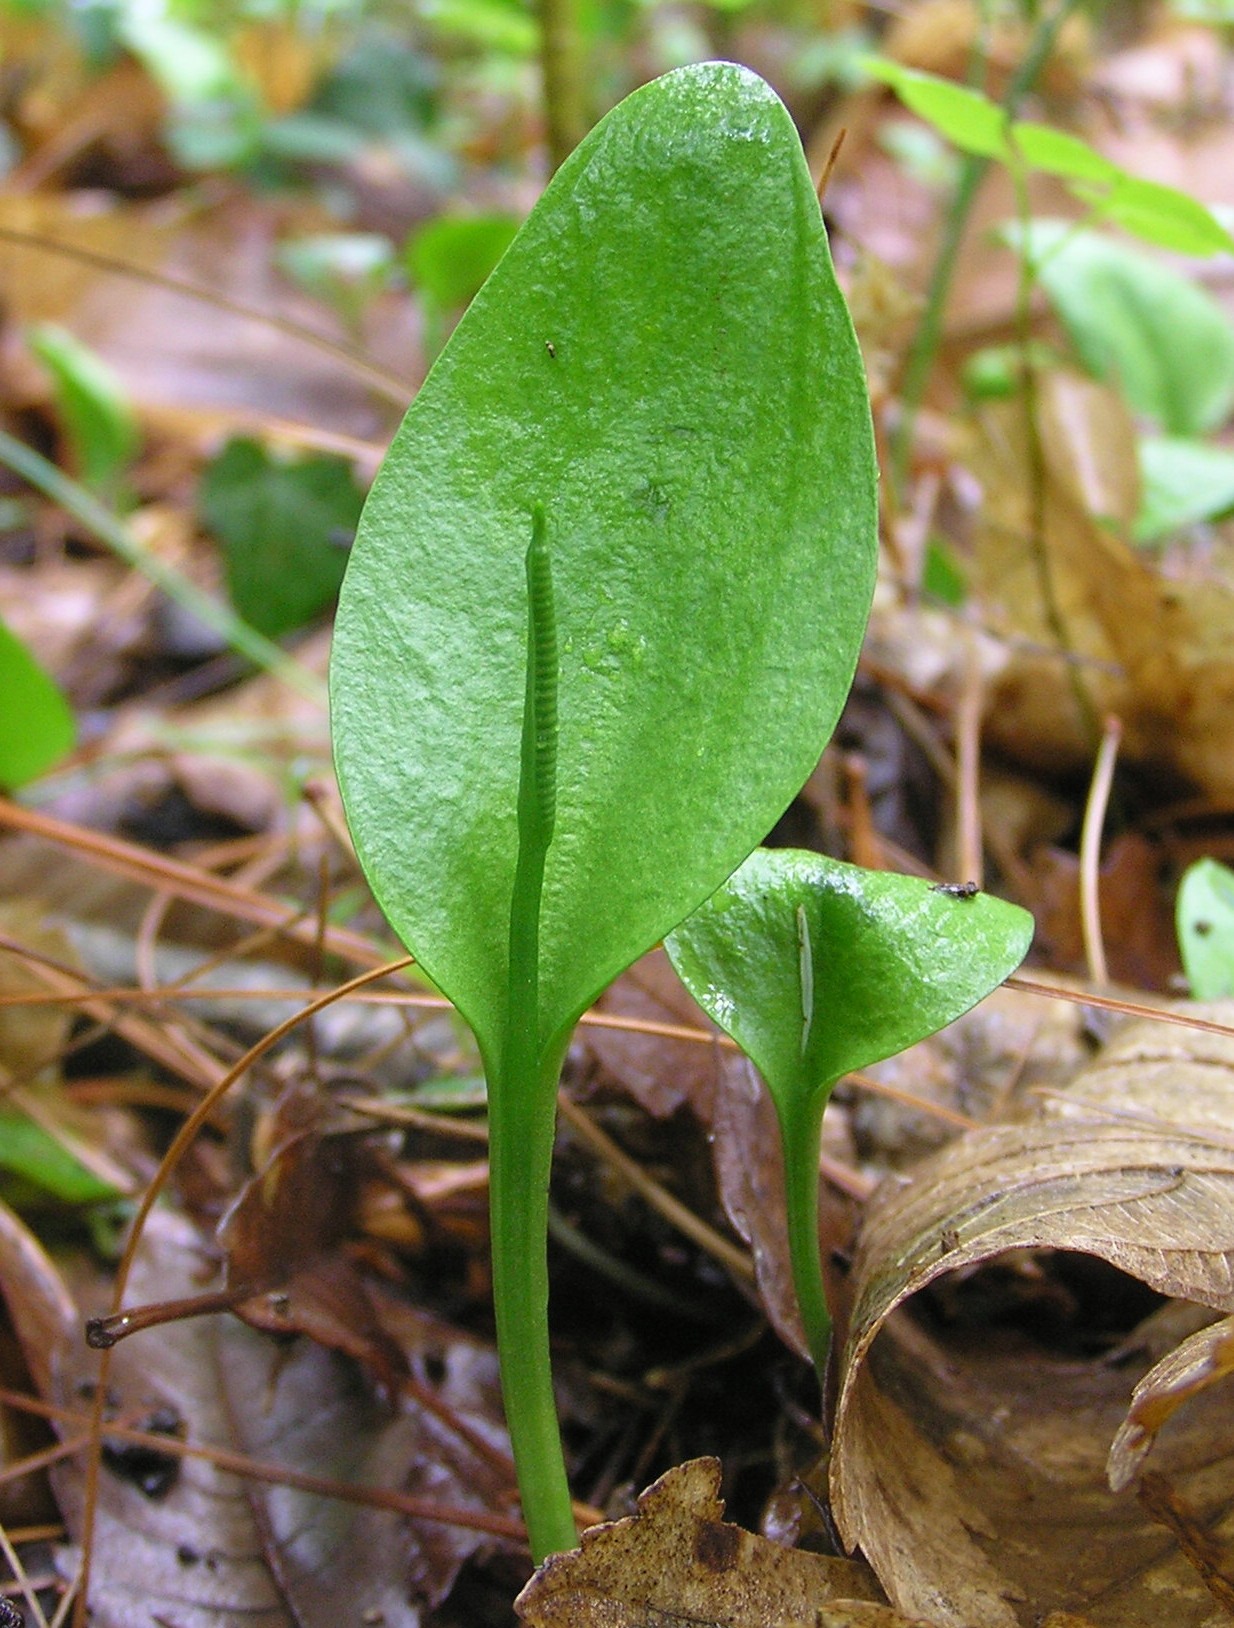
xmin=779 ymin=1089 xmax=832 ymax=1383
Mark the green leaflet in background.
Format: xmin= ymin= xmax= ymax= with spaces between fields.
xmin=28 ymin=323 xmax=140 ymax=501
xmin=332 ymin=62 xmax=878 ymax=1071
xmin=405 ymin=212 xmax=521 ymax=361
xmin=199 ymin=437 xmax=365 ymax=639
xmin=867 ymin=59 xmax=1234 ymax=257
xmin=1177 ymin=858 xmax=1234 ymax=1000
xmin=1135 ymin=436 xmax=1234 ymax=542
xmin=0 ymin=617 xmax=75 ymax=791
xmin=1013 ymin=221 xmax=1234 ymax=435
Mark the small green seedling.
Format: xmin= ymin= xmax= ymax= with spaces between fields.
xmin=331 ymin=63 xmax=878 ymax=1559
xmin=1177 ymin=857 xmax=1234 ymax=999
xmin=666 ymin=849 xmax=1033 ymax=1377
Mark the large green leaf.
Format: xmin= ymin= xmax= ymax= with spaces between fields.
xmin=1018 ymin=221 xmax=1234 ymax=434
xmin=666 ymin=848 xmax=1035 ymax=1107
xmin=331 ymin=63 xmax=878 ymax=1067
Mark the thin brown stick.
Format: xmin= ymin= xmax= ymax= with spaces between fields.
xmin=555 ymin=1092 xmax=755 ymax=1284
xmin=1079 ymin=715 xmax=1122 ymax=988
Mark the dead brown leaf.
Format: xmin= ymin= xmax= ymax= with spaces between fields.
xmin=830 ymin=1004 xmax=1234 ymax=1627
xmin=973 ymin=371 xmax=1234 ymax=801
xmin=1108 ymin=1313 xmax=1234 ymax=1493
xmin=515 ymin=1457 xmax=920 ymax=1627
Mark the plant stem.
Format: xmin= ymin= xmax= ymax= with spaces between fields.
xmin=779 ymin=1089 xmax=831 ymax=1383
xmin=489 ymin=510 xmax=577 ymax=1562
xmin=488 ymin=1039 xmax=576 ymax=1560
xmin=537 ymin=0 xmax=586 ymax=170
xmin=890 ymin=0 xmax=1084 ymax=494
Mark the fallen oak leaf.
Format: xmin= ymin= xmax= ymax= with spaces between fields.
xmin=830 ymin=1005 xmax=1234 ymax=1628
xmin=515 ymin=1457 xmax=912 ymax=1627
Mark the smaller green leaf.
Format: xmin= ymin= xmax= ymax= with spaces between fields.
xmin=199 ymin=438 xmax=365 ymax=638
xmin=667 ymin=849 xmax=1032 ymax=1374
xmin=862 ymin=58 xmax=1011 ymax=160
xmin=667 ymin=849 xmax=1034 ymax=1109
xmin=1015 ymin=220 xmax=1234 ymax=435
xmin=1135 ymin=436 xmax=1234 ymax=542
xmin=0 ymin=617 xmax=75 ymax=790
xmin=1177 ymin=858 xmax=1234 ymax=999
xmin=28 ymin=323 xmax=139 ymax=497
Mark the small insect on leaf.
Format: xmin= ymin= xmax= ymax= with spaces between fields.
xmin=931 ymin=880 xmax=980 ymax=899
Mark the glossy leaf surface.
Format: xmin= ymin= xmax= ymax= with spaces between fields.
xmin=666 ymin=849 xmax=1034 ymax=1106
xmin=331 ymin=63 xmax=877 ymax=1067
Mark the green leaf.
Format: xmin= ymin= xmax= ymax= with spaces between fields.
xmin=1177 ymin=857 xmax=1234 ymax=999
xmin=869 ymin=59 xmax=1233 ymax=256
xmin=331 ymin=59 xmax=877 ymax=1072
xmin=27 ymin=323 xmax=139 ymax=497
xmin=666 ymin=848 xmax=1032 ymax=1375
xmin=405 ymin=213 xmax=521 ymax=360
xmin=0 ymin=1110 xmax=117 ymax=1205
xmin=1135 ymin=436 xmax=1234 ymax=542
xmin=1017 ymin=220 xmax=1234 ymax=434
xmin=862 ymin=58 xmax=1011 ymax=159
xmin=0 ymin=617 xmax=75 ymax=790
xmin=1009 ymin=121 xmax=1119 ymax=183
xmin=667 ymin=850 xmax=1034 ymax=1108
xmin=1092 ymin=174 xmax=1234 ymax=257
xmin=200 ymin=438 xmax=365 ymax=639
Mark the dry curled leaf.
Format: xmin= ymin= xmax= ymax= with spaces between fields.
xmin=515 ymin=1457 xmax=926 ymax=1628
xmin=1107 ymin=1313 xmax=1234 ymax=1493
xmin=829 ymin=1004 xmax=1234 ymax=1627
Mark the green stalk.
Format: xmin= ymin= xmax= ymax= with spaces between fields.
xmin=537 ymin=0 xmax=586 ymax=170
xmin=778 ymin=1089 xmax=831 ymax=1382
xmin=489 ymin=509 xmax=578 ymax=1561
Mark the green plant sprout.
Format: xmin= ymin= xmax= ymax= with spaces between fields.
xmin=330 ymin=63 xmax=878 ymax=1559
xmin=666 ymin=849 xmax=1033 ymax=1377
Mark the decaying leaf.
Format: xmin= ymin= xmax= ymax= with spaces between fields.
xmin=0 ymin=1195 xmax=518 ymax=1625
xmin=515 ymin=1457 xmax=929 ymax=1627
xmin=830 ymin=1004 xmax=1234 ymax=1627
xmin=1107 ymin=1313 xmax=1234 ymax=1493
xmin=972 ymin=370 xmax=1234 ymax=802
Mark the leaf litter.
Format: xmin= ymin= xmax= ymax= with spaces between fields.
xmin=5 ymin=3 xmax=1234 ymax=1623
